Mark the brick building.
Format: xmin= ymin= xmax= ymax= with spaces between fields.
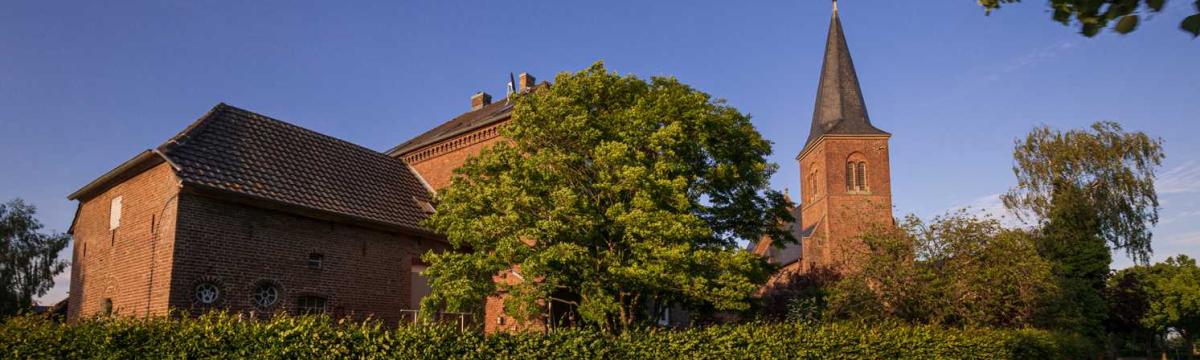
xmin=66 ymin=3 xmax=890 ymax=330
xmin=67 ymin=104 xmax=444 ymax=323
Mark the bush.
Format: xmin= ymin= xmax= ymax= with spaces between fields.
xmin=0 ymin=313 xmax=1094 ymax=359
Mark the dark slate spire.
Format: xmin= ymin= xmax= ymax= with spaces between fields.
xmin=803 ymin=1 xmax=888 ymax=153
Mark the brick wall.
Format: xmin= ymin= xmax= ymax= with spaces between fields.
xmin=168 ymin=192 xmax=443 ymax=324
xmin=797 ymin=136 xmax=893 ymax=272
xmin=68 ymin=162 xmax=181 ymax=320
xmin=405 ymin=121 xmax=507 ymax=191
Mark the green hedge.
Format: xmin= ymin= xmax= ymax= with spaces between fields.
xmin=0 ymin=313 xmax=1093 ymax=359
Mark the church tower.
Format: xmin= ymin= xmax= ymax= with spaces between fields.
xmin=797 ymin=1 xmax=893 ymax=272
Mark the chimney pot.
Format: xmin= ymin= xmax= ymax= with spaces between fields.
xmin=519 ymin=73 xmax=536 ymax=93
xmin=471 ymin=92 xmax=492 ymax=110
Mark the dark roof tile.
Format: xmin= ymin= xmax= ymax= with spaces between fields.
xmin=158 ymin=103 xmax=434 ymax=232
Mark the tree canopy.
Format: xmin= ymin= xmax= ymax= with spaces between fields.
xmin=979 ymin=0 xmax=1200 ymax=37
xmin=1108 ymin=255 xmax=1200 ymax=358
xmin=419 ymin=62 xmax=793 ymax=331
xmin=0 ymin=199 xmax=70 ymax=315
xmin=1002 ymin=121 xmax=1164 ymax=263
xmin=825 ymin=212 xmax=1057 ymax=328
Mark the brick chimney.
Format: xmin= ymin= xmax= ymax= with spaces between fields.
xmin=471 ymin=92 xmax=492 ymax=110
xmin=518 ymin=73 xmax=536 ymax=93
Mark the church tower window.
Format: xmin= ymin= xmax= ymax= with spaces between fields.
xmin=845 ymin=162 xmax=855 ymax=191
xmin=855 ymin=162 xmax=867 ymax=191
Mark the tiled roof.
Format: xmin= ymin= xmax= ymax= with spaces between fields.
xmin=803 ymin=7 xmax=888 ymax=153
xmin=386 ymin=100 xmax=513 ymax=157
xmin=158 ymin=103 xmax=435 ymax=233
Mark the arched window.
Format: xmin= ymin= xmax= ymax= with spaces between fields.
xmin=845 ymin=153 xmax=869 ymax=193
xmin=845 ymin=162 xmax=855 ymax=191
xmin=855 ymin=162 xmax=867 ymax=191
xmin=808 ymin=169 xmax=819 ymax=198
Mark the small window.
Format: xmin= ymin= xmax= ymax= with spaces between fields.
xmin=109 ymin=196 xmax=122 ymax=230
xmin=307 ymin=253 xmax=324 ymax=269
xmin=101 ymin=298 xmax=113 ymax=315
xmin=855 ymin=162 xmax=867 ymax=191
xmin=296 ymin=296 xmax=327 ymax=315
xmin=195 ymin=282 xmax=220 ymax=304
xmin=252 ymin=282 xmax=280 ymax=309
xmin=845 ymin=162 xmax=855 ymax=191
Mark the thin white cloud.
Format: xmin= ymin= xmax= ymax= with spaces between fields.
xmin=948 ymin=193 xmax=1027 ymax=228
xmin=984 ymin=40 xmax=1078 ymax=81
xmin=1157 ymin=161 xmax=1200 ymax=194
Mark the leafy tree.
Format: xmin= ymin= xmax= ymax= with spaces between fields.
xmin=1033 ymin=183 xmax=1112 ymax=338
xmin=1107 ymin=266 xmax=1155 ymax=358
xmin=979 ymin=0 xmax=1200 ymax=37
xmin=419 ymin=62 xmax=793 ymax=331
xmin=0 ymin=199 xmax=70 ymax=316
xmin=1002 ymin=121 xmax=1164 ymax=264
xmin=1141 ymin=255 xmax=1200 ymax=359
xmin=1107 ymin=256 xmax=1200 ymax=359
xmin=826 ymin=212 xmax=1057 ymax=328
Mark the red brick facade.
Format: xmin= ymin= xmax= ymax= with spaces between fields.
xmin=168 ymin=191 xmax=443 ymax=323
xmin=404 ymin=122 xmax=506 ymax=190
xmin=68 ymin=104 xmax=445 ymax=324
xmin=68 ymin=162 xmax=180 ymax=319
xmin=67 ymin=164 xmax=444 ymax=323
xmin=796 ymin=135 xmax=892 ymax=273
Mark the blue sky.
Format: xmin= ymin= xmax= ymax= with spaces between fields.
xmin=3 ymin=1 xmax=1197 ymax=305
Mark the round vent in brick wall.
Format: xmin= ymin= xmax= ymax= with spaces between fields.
xmin=190 ymin=276 xmax=228 ymax=308
xmin=251 ymin=281 xmax=281 ymax=309
xmin=195 ymin=283 xmax=219 ymax=304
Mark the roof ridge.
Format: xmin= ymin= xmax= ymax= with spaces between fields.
xmin=386 ymin=100 xmax=514 ymax=156
xmin=155 ymin=103 xmax=228 ymax=153
xmin=216 ymin=103 xmax=411 ymax=165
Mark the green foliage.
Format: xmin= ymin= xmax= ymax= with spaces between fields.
xmin=0 ymin=198 xmax=70 ymax=316
xmin=1106 ymin=255 xmax=1200 ymax=357
xmin=0 ymin=313 xmax=1094 ymax=359
xmin=1141 ymin=255 xmax=1200 ymax=354
xmin=1002 ymin=121 xmax=1164 ymax=264
xmin=420 ymin=62 xmax=792 ymax=330
xmin=978 ymin=0 xmax=1200 ymax=37
xmin=826 ymin=212 xmax=1057 ymax=328
xmin=1033 ymin=184 xmax=1111 ymax=338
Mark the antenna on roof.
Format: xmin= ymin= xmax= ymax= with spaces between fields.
xmin=507 ymin=73 xmax=517 ymax=100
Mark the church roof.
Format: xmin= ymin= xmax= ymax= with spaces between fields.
xmin=803 ymin=3 xmax=888 ymax=153
xmin=72 ymin=103 xmax=437 ymax=236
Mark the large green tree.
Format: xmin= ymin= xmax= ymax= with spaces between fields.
xmin=1003 ymin=121 xmax=1162 ymax=340
xmin=0 ymin=199 xmax=70 ymax=316
xmin=979 ymin=0 xmax=1200 ymax=37
xmin=420 ymin=62 xmax=793 ymax=331
xmin=1003 ymin=121 xmax=1164 ymax=264
xmin=1033 ymin=183 xmax=1112 ymax=337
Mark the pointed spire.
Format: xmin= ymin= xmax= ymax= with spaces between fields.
xmin=802 ymin=1 xmax=888 ymax=153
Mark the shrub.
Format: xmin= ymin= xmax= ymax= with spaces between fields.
xmin=0 ymin=313 xmax=1094 ymax=359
